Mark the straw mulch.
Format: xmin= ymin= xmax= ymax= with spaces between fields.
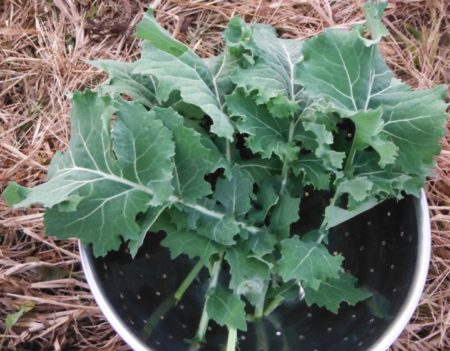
xmin=1 ymin=1 xmax=449 ymax=350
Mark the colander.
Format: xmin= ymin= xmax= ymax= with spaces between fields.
xmin=80 ymin=190 xmax=430 ymax=351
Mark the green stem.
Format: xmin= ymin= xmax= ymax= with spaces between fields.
xmin=255 ymin=305 xmax=265 ymax=319
xmin=196 ymin=307 xmax=209 ymax=345
xmin=279 ymin=121 xmax=295 ymax=194
xmin=174 ymin=260 xmax=204 ymax=302
xmin=316 ymin=192 xmax=338 ymax=244
xmin=280 ymin=162 xmax=289 ymax=195
xmin=140 ymin=295 xmax=176 ymax=338
xmin=343 ymin=140 xmax=357 ymax=177
xmin=254 ymin=281 xmax=269 ymax=318
xmin=66 ymin=168 xmax=259 ymax=234
xmin=140 ymin=260 xmax=205 ymax=339
xmin=226 ymin=327 xmax=237 ymax=351
xmin=179 ymin=201 xmax=260 ymax=234
xmin=195 ymin=256 xmax=223 ymax=342
xmin=255 ymin=318 xmax=268 ymax=351
xmin=226 ymin=140 xmax=231 ymax=162
xmin=263 ymin=296 xmax=285 ymax=316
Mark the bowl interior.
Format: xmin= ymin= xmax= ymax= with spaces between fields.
xmin=82 ymin=195 xmax=425 ymax=351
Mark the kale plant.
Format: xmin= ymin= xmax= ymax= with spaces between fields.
xmin=3 ymin=2 xmax=447 ymax=349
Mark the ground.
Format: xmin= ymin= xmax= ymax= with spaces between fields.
xmin=0 ymin=0 xmax=449 ymax=350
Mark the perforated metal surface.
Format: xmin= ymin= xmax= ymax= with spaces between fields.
xmin=80 ymin=192 xmax=430 ymax=351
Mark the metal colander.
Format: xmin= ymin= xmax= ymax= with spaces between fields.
xmin=80 ymin=191 xmax=430 ymax=351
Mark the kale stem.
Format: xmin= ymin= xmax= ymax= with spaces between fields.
xmin=255 ymin=305 xmax=265 ymax=319
xmin=174 ymin=260 xmax=204 ymax=302
xmin=343 ymin=140 xmax=357 ymax=177
xmin=140 ymin=295 xmax=176 ymax=338
xmin=195 ymin=255 xmax=223 ymax=342
xmin=255 ymin=318 xmax=268 ymax=351
xmin=226 ymin=140 xmax=231 ymax=162
xmin=280 ymin=120 xmax=295 ymax=194
xmin=263 ymin=296 xmax=284 ymax=316
xmin=280 ymin=162 xmax=289 ymax=195
xmin=226 ymin=327 xmax=237 ymax=351
xmin=140 ymin=260 xmax=204 ymax=339
xmin=196 ymin=306 xmax=209 ymax=344
xmin=179 ymin=201 xmax=260 ymax=234
xmin=316 ymin=192 xmax=339 ymax=244
xmin=254 ymin=281 xmax=269 ymax=318
xmin=66 ymin=168 xmax=259 ymax=233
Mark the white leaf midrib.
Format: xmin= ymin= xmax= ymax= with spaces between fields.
xmin=52 ymin=165 xmax=260 ymax=234
xmin=280 ymin=43 xmax=296 ymax=101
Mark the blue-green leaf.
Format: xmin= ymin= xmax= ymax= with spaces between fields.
xmin=4 ymin=92 xmax=176 ymax=256
xmin=207 ymin=287 xmax=247 ymax=331
xmin=304 ymin=272 xmax=372 ymax=313
xmin=277 ymin=237 xmax=343 ymax=290
xmin=226 ymin=91 xmax=298 ymax=161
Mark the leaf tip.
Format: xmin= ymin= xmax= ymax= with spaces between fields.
xmin=2 ymin=182 xmax=30 ymax=207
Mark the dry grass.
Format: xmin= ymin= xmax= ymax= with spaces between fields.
xmin=0 ymin=0 xmax=449 ymax=350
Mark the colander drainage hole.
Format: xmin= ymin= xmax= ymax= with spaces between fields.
xmin=299 ymin=335 xmax=305 ymax=340
xmin=387 ymin=211 xmax=391 ymax=216
xmin=358 ymin=341 xmax=363 ymax=347
xmin=400 ymin=231 xmax=405 ymax=237
xmin=381 ymin=240 xmax=386 ymax=246
xmin=390 ymin=264 xmax=395 ymax=270
xmin=156 ymin=291 xmax=161 ymax=296
xmin=103 ymin=263 xmax=108 ymax=271
xmin=276 ymin=331 xmax=282 ymax=336
xmin=136 ymin=294 xmax=141 ymax=300
xmin=119 ymin=270 xmax=124 ymax=276
xmin=367 ymin=221 xmax=372 ymax=226
xmin=240 ymin=335 xmax=246 ymax=341
xmin=129 ymin=320 xmax=135 ymax=326
xmin=162 ymin=273 xmax=167 ymax=279
xmin=119 ymin=293 xmax=124 ymax=299
xmin=307 ymin=313 xmax=312 ymax=318
xmin=327 ymin=327 xmax=332 ymax=332
xmin=138 ymin=273 xmax=144 ymax=280
xmin=343 ymin=337 xmax=349 ymax=341
xmin=182 ymin=324 xmax=187 ymax=329
xmin=369 ymin=268 xmax=375 ymax=273
xmin=179 ymin=304 xmax=185 ymax=310
xmin=359 ymin=246 xmax=365 ymax=251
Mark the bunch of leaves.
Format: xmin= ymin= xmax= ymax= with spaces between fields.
xmin=3 ymin=2 xmax=447 ymax=347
